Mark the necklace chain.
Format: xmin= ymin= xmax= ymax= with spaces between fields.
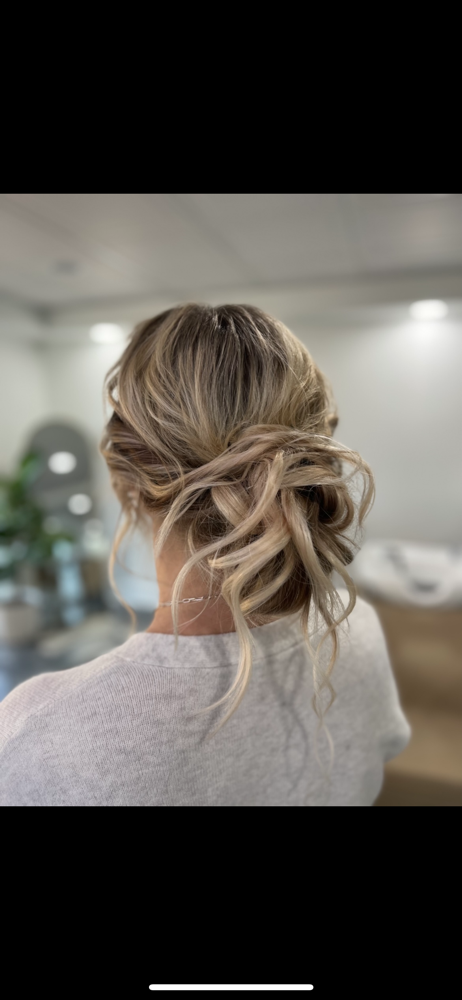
xmin=157 ymin=596 xmax=214 ymax=607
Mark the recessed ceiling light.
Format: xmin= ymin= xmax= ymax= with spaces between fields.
xmin=48 ymin=451 xmax=77 ymax=474
xmin=68 ymin=494 xmax=93 ymax=515
xmin=409 ymin=300 xmax=448 ymax=321
xmin=89 ymin=323 xmax=125 ymax=344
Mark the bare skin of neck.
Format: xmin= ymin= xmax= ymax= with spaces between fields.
xmin=146 ymin=529 xmax=253 ymax=636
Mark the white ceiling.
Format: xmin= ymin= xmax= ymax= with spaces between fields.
xmin=0 ymin=193 xmax=461 ymax=313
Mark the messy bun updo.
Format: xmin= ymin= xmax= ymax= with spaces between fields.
xmin=100 ymin=303 xmax=374 ymax=750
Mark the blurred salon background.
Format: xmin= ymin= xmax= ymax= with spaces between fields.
xmin=0 ymin=193 xmax=461 ymax=806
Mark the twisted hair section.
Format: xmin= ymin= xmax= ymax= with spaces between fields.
xmin=100 ymin=304 xmax=375 ymax=762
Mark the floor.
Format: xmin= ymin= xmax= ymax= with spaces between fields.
xmin=369 ymin=597 xmax=462 ymax=807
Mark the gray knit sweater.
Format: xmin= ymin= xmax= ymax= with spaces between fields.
xmin=0 ymin=592 xmax=411 ymax=806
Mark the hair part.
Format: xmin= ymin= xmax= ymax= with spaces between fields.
xmin=100 ymin=303 xmax=375 ymax=775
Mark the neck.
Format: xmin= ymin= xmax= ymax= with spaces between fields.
xmin=146 ymin=530 xmax=241 ymax=635
xmin=146 ymin=597 xmax=241 ymax=635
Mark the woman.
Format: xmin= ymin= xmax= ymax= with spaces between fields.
xmin=0 ymin=304 xmax=410 ymax=806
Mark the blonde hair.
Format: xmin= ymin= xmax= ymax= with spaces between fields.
xmin=100 ymin=303 xmax=374 ymax=769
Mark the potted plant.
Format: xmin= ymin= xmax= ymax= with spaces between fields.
xmin=0 ymin=453 xmax=74 ymax=644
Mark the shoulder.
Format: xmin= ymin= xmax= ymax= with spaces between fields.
xmin=330 ymin=587 xmax=394 ymax=686
xmin=0 ymin=648 xmax=124 ymax=753
xmin=335 ymin=588 xmax=388 ymax=648
xmin=334 ymin=588 xmax=411 ymax=755
xmin=337 ymin=587 xmax=381 ymax=622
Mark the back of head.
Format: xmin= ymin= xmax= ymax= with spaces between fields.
xmin=101 ymin=303 xmax=374 ymax=744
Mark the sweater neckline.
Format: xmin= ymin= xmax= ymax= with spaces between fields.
xmin=111 ymin=594 xmax=338 ymax=667
xmin=115 ymin=610 xmax=309 ymax=667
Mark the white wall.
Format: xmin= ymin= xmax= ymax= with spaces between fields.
xmin=0 ymin=340 xmax=50 ymax=473
xmin=291 ymin=316 xmax=462 ymax=545
xmin=38 ymin=340 xmax=122 ymax=481
xmin=0 ymin=334 xmax=157 ymax=610
xmin=40 ymin=342 xmax=158 ymax=610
